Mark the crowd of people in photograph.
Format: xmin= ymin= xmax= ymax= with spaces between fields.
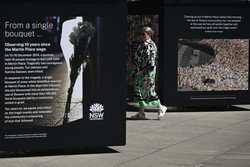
xmin=178 ymin=39 xmax=249 ymax=91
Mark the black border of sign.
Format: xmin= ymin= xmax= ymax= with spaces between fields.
xmin=0 ymin=1 xmax=127 ymax=151
xmin=162 ymin=3 xmax=250 ymax=106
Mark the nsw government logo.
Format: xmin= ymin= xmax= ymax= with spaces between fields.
xmin=89 ymin=103 xmax=104 ymax=120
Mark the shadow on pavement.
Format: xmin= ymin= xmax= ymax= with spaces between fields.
xmin=127 ymin=103 xmax=250 ymax=113
xmin=169 ymin=105 xmax=250 ymax=112
xmin=0 ymin=147 xmax=119 ymax=158
xmin=126 ymin=117 xmax=159 ymax=121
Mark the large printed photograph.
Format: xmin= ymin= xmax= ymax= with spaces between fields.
xmin=178 ymin=39 xmax=249 ymax=91
xmin=60 ymin=16 xmax=96 ymax=124
xmin=3 ymin=16 xmax=99 ymax=127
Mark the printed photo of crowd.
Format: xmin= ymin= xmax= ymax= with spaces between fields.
xmin=178 ymin=39 xmax=249 ymax=91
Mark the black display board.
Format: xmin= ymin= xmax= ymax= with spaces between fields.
xmin=162 ymin=0 xmax=250 ymax=105
xmin=0 ymin=0 xmax=127 ymax=151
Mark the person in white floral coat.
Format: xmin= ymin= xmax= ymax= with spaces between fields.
xmin=130 ymin=27 xmax=167 ymax=120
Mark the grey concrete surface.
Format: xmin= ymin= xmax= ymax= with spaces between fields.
xmin=1 ymin=105 xmax=250 ymax=167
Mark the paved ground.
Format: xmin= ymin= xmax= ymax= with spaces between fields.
xmin=1 ymin=105 xmax=250 ymax=167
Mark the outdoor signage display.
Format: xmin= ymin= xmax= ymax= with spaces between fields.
xmin=163 ymin=0 xmax=250 ymax=105
xmin=0 ymin=0 xmax=126 ymax=151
